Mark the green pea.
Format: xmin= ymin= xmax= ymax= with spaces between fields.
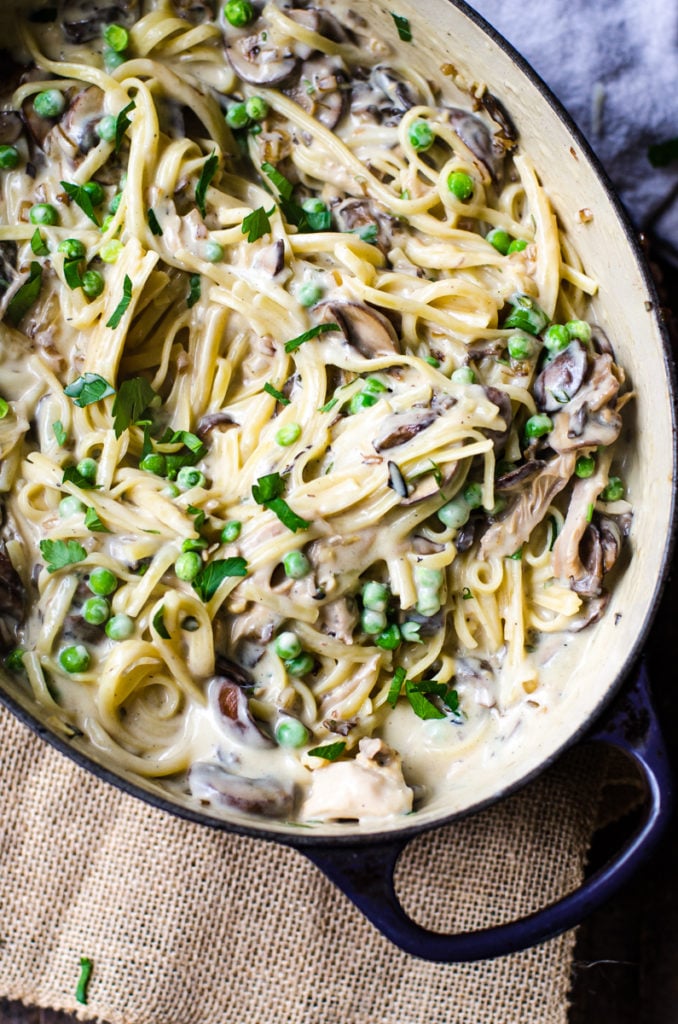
xmin=447 ymin=170 xmax=474 ymax=201
xmin=507 ymin=238 xmax=528 ymax=253
xmin=0 ymin=145 xmax=19 ymax=170
xmin=104 ymin=23 xmax=129 ymax=52
xmin=524 ymin=413 xmax=553 ymax=439
xmin=503 ymin=294 xmax=549 ymax=335
xmin=297 ymin=282 xmax=323 ymax=307
xmin=103 ymin=46 xmax=126 ymax=72
xmin=245 ymin=95 xmax=268 ymax=121
xmin=223 ymin=0 xmax=255 ymax=27
xmin=508 ymin=333 xmax=535 ymax=361
xmin=285 ymin=652 xmax=314 ymax=677
xmin=408 ymin=119 xmax=435 ymax=152
xmin=415 ymin=566 xmax=443 ymax=590
xmin=100 ymin=239 xmax=123 ymax=263
xmin=58 ymin=494 xmax=86 ymax=518
xmin=220 ymin=520 xmax=242 ymax=543
xmin=416 ymin=592 xmax=441 ymax=617
xmin=274 ymin=631 xmax=302 ymax=660
xmin=486 ymin=228 xmax=511 ymax=254
xmin=348 ymin=391 xmax=378 ymax=414
xmin=437 ymin=495 xmax=470 ymax=529
xmin=275 ymin=716 xmax=309 ymax=748
xmin=34 ymin=89 xmax=65 ymax=119
xmin=225 ymin=102 xmax=250 ymax=129
xmin=106 ymin=614 xmax=134 ymax=641
xmin=275 ymin=422 xmax=302 ymax=446
xmin=140 ymin=452 xmax=166 ymax=476
xmin=58 ymin=238 xmax=86 ymax=260
xmin=76 ymin=457 xmax=98 ymax=482
xmin=463 ymin=482 xmax=484 ymax=509
xmin=565 ymin=319 xmax=592 ymax=342
xmin=162 ymin=483 xmax=180 ymax=498
xmin=375 ymin=623 xmax=401 ymax=650
xmin=175 ymin=551 xmax=202 ymax=582
xmin=361 ymin=608 xmax=387 ymax=634
xmin=88 ymin=567 xmax=117 ymax=596
xmin=204 ymin=240 xmax=224 ymax=263
xmin=543 ymin=324 xmax=570 ymax=353
xmin=0 ymin=398 xmax=9 ymax=419
xmin=59 ymin=644 xmax=90 ymax=673
xmin=81 ymin=269 xmax=104 ymax=299
xmin=601 ymin=476 xmax=624 ymax=502
xmin=5 ymin=647 xmax=25 ymax=672
xmin=29 ymin=203 xmax=58 ymax=226
xmin=82 ymin=596 xmax=110 ymax=625
xmin=575 ymin=455 xmax=596 ymax=478
xmin=282 ymin=550 xmax=310 ymax=579
xmin=96 ymin=115 xmax=117 ymax=143
xmin=177 ymin=466 xmax=206 ymax=490
xmin=400 ymin=621 xmax=422 ymax=643
xmin=83 ymin=180 xmax=105 ymax=207
xmin=362 ymin=581 xmax=389 ymax=612
xmin=451 ymin=366 xmax=475 ymax=384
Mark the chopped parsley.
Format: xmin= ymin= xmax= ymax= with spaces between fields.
xmin=30 ymin=228 xmax=49 ymax=256
xmin=64 ymin=257 xmax=84 ymax=290
xmin=52 ymin=420 xmax=67 ymax=446
xmin=39 ymin=538 xmax=87 ymax=574
xmin=261 ymin=161 xmax=293 ymax=200
xmin=351 ymin=223 xmax=378 ymax=244
xmin=263 ymin=381 xmax=290 ymax=405
xmin=112 ymin=376 xmax=158 ymax=437
xmin=84 ymin=506 xmax=109 ymax=532
xmin=308 ymin=741 xmax=346 ymax=761
xmin=318 ymin=396 xmax=338 ymax=413
xmin=192 ymin=556 xmax=248 ymax=601
xmin=106 ymin=274 xmax=133 ymax=328
xmin=390 ymin=12 xmax=412 ymax=41
xmin=387 ymin=666 xmax=407 ymax=708
xmin=60 ymin=180 xmax=100 ymax=226
xmin=115 ymin=100 xmax=135 ymax=152
xmin=241 ymin=205 xmax=275 ymax=243
xmin=152 ymin=606 xmax=171 ymax=639
xmin=63 ymin=465 xmax=100 ymax=490
xmin=252 ymin=472 xmax=310 ymax=533
xmin=147 ymin=208 xmax=163 ymax=236
xmin=284 ymin=322 xmax=339 ymax=353
xmin=405 ymin=679 xmax=460 ymax=721
xmin=187 ymin=273 xmax=201 ymax=308
xmin=196 ymin=151 xmax=219 ymax=218
xmin=64 ymin=373 xmax=115 ymax=408
xmin=462 ymin=587 xmax=473 ymax=600
xmin=6 ymin=261 xmax=42 ymax=326
xmin=186 ymin=503 xmax=206 ymax=529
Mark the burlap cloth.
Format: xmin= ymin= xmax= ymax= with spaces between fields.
xmin=0 ymin=701 xmax=644 ymax=1024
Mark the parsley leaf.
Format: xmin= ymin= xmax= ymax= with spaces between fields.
xmin=308 ymin=741 xmax=346 ymax=761
xmin=64 ymin=373 xmax=115 ymax=407
xmin=106 ymin=274 xmax=133 ymax=328
xmin=166 ymin=429 xmax=205 ymax=454
xmin=648 ymin=137 xmax=678 ymax=168
xmin=252 ymin=473 xmax=310 ymax=532
xmin=390 ymin=12 xmax=412 ymax=40
xmin=187 ymin=273 xmax=201 ymax=308
xmin=60 ymin=180 xmax=100 ymax=226
xmin=241 ymin=205 xmax=275 ymax=243
xmin=63 ymin=258 xmax=83 ymax=290
xmin=30 ymin=228 xmax=49 ymax=256
xmin=52 ymin=420 xmax=67 ymax=446
xmin=405 ymin=679 xmax=446 ymax=720
xmin=318 ymin=397 xmax=338 ymax=413
xmin=112 ymin=377 xmax=158 ymax=438
xmin=351 ymin=223 xmax=378 ymax=244
xmin=196 ymin=151 xmax=219 ymax=218
xmin=284 ymin=322 xmax=340 ymax=353
xmin=387 ymin=666 xmax=406 ymax=708
xmin=192 ymin=557 xmax=248 ymax=601
xmin=63 ymin=465 xmax=100 ymax=490
xmin=186 ymin=503 xmax=207 ymax=529
xmin=147 ymin=208 xmax=163 ymax=236
xmin=265 ymin=497 xmax=310 ymax=532
xmin=84 ymin=506 xmax=109 ymax=532
xmin=115 ymin=100 xmax=135 ymax=152
xmin=263 ymin=382 xmax=290 ymax=405
xmin=39 ymin=538 xmax=87 ymax=574
xmin=261 ymin=161 xmax=293 ymax=200
xmin=152 ymin=606 xmax=171 ymax=639
xmin=6 ymin=261 xmax=42 ymax=326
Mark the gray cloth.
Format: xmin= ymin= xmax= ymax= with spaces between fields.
xmin=469 ymin=0 xmax=678 ymax=261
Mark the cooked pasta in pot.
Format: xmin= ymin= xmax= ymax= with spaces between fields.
xmin=0 ymin=0 xmax=631 ymax=822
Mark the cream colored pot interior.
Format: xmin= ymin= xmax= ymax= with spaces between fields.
xmin=0 ymin=0 xmax=674 ymax=839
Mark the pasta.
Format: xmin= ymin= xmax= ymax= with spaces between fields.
xmin=0 ymin=0 xmax=631 ymax=822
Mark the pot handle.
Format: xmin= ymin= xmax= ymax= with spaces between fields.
xmin=302 ymin=660 xmax=672 ymax=962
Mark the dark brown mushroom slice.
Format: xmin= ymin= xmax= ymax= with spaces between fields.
xmin=402 ymin=460 xmax=460 ymax=505
xmin=484 ymin=385 xmax=512 ymax=451
xmin=565 ymin=593 xmax=610 ymax=632
xmin=208 ymin=676 xmax=273 ymax=748
xmin=0 ymin=241 xmax=18 ymax=298
xmin=59 ymin=0 xmax=140 ymax=43
xmin=398 ymin=608 xmax=444 ymax=637
xmin=196 ymin=411 xmax=237 ymax=439
xmin=495 ymin=459 xmax=547 ymax=492
xmin=58 ymin=86 xmax=106 ymax=155
xmin=212 ymin=656 xmax=255 ymax=690
xmin=598 ymin=516 xmax=622 ymax=575
xmin=370 ymin=65 xmax=422 ymax=112
xmin=0 ymin=540 xmax=25 ymax=653
xmin=571 ymin=523 xmax=604 ymax=597
xmin=446 ymin=107 xmax=502 ymax=181
xmin=319 ymin=301 xmax=399 ymax=357
xmin=226 ymin=27 xmax=299 ymax=86
xmin=454 ymin=517 xmax=477 ymax=553
xmin=333 ymin=197 xmax=397 ymax=253
xmin=480 ymin=91 xmax=518 ymax=146
xmin=374 ymin=410 xmax=436 ymax=452
xmin=171 ymin=0 xmax=214 ymax=23
xmin=548 ymin=351 xmax=624 ymax=453
xmin=188 ymin=761 xmax=294 ymax=817
xmin=283 ymin=56 xmax=348 ymax=130
xmin=533 ymin=341 xmax=589 ymax=413
xmin=0 ymin=111 xmax=23 ymax=145
xmin=254 ymin=238 xmax=285 ymax=277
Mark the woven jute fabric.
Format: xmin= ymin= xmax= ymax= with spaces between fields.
xmin=0 ymin=704 xmax=612 ymax=1024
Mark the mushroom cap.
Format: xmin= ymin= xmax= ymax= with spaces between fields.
xmin=319 ymin=301 xmax=400 ymax=358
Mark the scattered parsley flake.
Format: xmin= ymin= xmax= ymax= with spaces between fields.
xmin=152 ymin=606 xmax=171 ymax=639
xmin=308 ymin=741 xmax=346 ymax=761
xmin=115 ymin=100 xmax=135 ymax=152
xmin=186 ymin=503 xmax=206 ymax=529
xmin=63 ymin=258 xmax=83 ymax=290
xmin=40 ymin=538 xmax=87 ymax=574
xmin=192 ymin=557 xmax=248 ymax=602
xmin=196 ymin=151 xmax=219 ymax=219
xmin=6 ymin=261 xmax=42 ymax=326
xmin=52 ymin=420 xmax=67 ymax=446
xmin=63 ymin=465 xmax=100 ymax=490
xmin=405 ymin=679 xmax=446 ymax=720
xmin=318 ymin=397 xmax=338 ymax=413
xmin=462 ymin=587 xmax=473 ymax=600
xmin=147 ymin=208 xmax=163 ymax=236
xmin=106 ymin=274 xmax=133 ymax=328
xmin=252 ymin=473 xmax=309 ymax=532
xmin=30 ymin=228 xmax=49 ymax=256
xmin=387 ymin=666 xmax=406 ymax=708
xmin=241 ymin=205 xmax=275 ymax=243
xmin=284 ymin=322 xmax=339 ymax=353
xmin=60 ymin=180 xmax=100 ymax=226
xmin=84 ymin=506 xmax=109 ymax=532
xmin=263 ymin=382 xmax=290 ymax=405
xmin=64 ymin=373 xmax=115 ymax=408
xmin=112 ymin=377 xmax=158 ymax=438
xmin=390 ymin=12 xmax=412 ymax=41
xmin=261 ymin=161 xmax=293 ymax=200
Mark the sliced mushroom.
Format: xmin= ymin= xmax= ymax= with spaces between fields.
xmin=371 ymin=65 xmax=421 ymax=112
xmin=208 ymin=676 xmax=273 ymax=748
xmin=484 ymin=385 xmax=512 ymax=451
xmin=350 ymin=65 xmax=422 ymax=126
xmin=56 ymin=86 xmax=106 ymax=156
xmin=319 ymin=301 xmax=399 ymax=357
xmin=533 ymin=341 xmax=589 ymax=413
xmin=374 ymin=409 xmax=436 ymax=451
xmin=454 ymin=517 xmax=477 ymax=553
xmin=446 ymin=107 xmax=502 ymax=181
xmin=172 ymin=0 xmax=214 ymax=23
xmin=196 ymin=411 xmax=237 ymax=439
xmin=334 ymin=197 xmax=397 ymax=252
xmin=189 ymin=761 xmax=294 ymax=817
xmin=480 ymin=91 xmax=518 ymax=146
xmin=59 ymin=0 xmax=139 ymax=43
xmin=254 ymin=238 xmax=285 ymax=277
xmin=0 ymin=242 xmax=18 ymax=299
xmin=0 ymin=540 xmax=25 ymax=652
xmin=0 ymin=112 xmax=23 ymax=145
xmin=403 ymin=460 xmax=460 ymax=505
xmin=496 ymin=459 xmax=547 ymax=492
xmin=565 ymin=593 xmax=610 ymax=632
xmin=284 ymin=56 xmax=348 ymax=130
xmin=226 ymin=27 xmax=298 ymax=86
xmin=548 ymin=352 xmax=624 ymax=453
